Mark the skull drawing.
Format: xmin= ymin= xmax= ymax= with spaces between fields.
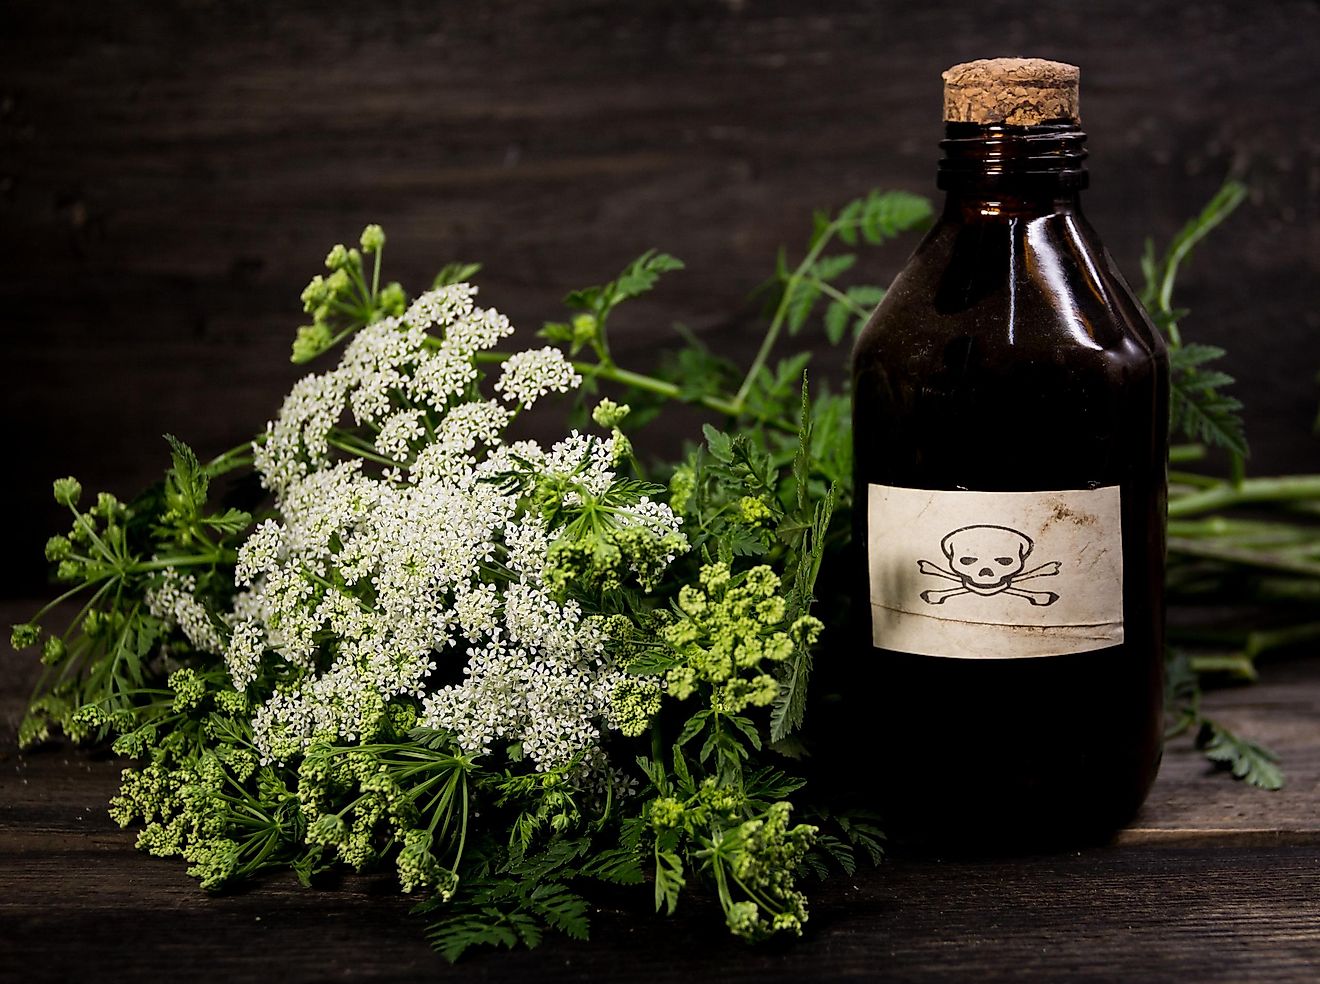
xmin=917 ymin=524 xmax=1060 ymax=606
xmin=944 ymin=526 xmax=1031 ymax=593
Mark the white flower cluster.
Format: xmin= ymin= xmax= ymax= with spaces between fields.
xmin=494 ymin=346 xmax=582 ymax=408
xmin=199 ymin=286 xmax=687 ymax=774
xmin=252 ymin=284 xmax=512 ymax=497
xmin=146 ymin=569 xmax=221 ymax=655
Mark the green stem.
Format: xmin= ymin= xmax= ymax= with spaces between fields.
xmin=469 ymin=350 xmax=796 ymax=433
xmin=131 ymin=552 xmax=234 ymax=573
xmin=1169 ymin=469 xmax=1222 ymax=490
xmin=814 ymin=279 xmax=867 ymax=316
xmin=1167 ymin=537 xmax=1320 ymax=578
xmin=328 ymin=433 xmax=399 ymax=467
xmin=1157 ymin=183 xmax=1247 ymax=333
xmin=206 ymin=439 xmax=260 ymax=477
xmin=1167 ymin=475 xmax=1320 ymax=518
xmin=1168 ymin=443 xmax=1207 ymax=464
xmin=734 ymin=227 xmax=839 ymax=407
xmin=26 ymin=576 xmax=106 ymax=627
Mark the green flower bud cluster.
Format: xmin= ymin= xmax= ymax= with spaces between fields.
xmin=659 ymin=563 xmax=822 ymax=714
xmin=168 ymin=668 xmax=207 ymax=713
xmin=647 ymin=777 xmax=748 ymax=838
xmin=293 ymin=224 xmax=404 ymax=364
xmin=41 ymin=635 xmax=66 ymax=665
xmin=545 ymin=523 xmax=687 ymax=597
xmin=719 ymin=801 xmax=816 ymax=941
xmin=737 ymin=495 xmax=774 ymax=527
xmin=65 ymin=702 xmax=114 ymax=743
xmin=396 ymin=828 xmax=457 ymax=897
xmin=183 ymin=836 xmax=242 ymax=891
xmin=39 ymin=480 xmax=133 ymax=586
xmin=669 ymin=465 xmax=696 ymax=515
xmin=10 ymin=623 xmax=40 ymax=650
xmin=296 ymin=742 xmax=460 ymax=885
xmin=44 ymin=534 xmax=72 ymax=562
xmin=648 ymin=795 xmax=685 ymax=830
xmin=359 ymin=224 xmax=386 ymax=254
xmin=52 ymin=476 xmax=82 ymax=507
xmin=111 ymin=724 xmax=158 ymax=759
xmin=571 ymin=312 xmax=599 ymax=347
xmin=591 ymin=398 xmax=631 ymax=429
xmin=609 ymin=677 xmax=662 ymax=738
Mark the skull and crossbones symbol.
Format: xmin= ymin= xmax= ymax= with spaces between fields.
xmin=918 ymin=524 xmax=1060 ymax=606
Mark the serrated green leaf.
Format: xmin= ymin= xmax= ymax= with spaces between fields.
xmin=1197 ymin=720 xmax=1284 ymax=790
xmin=784 ymin=279 xmax=820 ymax=335
xmin=579 ymin=846 xmax=645 ymax=886
xmin=701 ymin=424 xmax=734 ymax=464
xmin=824 ymin=300 xmax=851 ymax=345
xmin=529 ymin=883 xmax=590 ymax=941
xmin=726 ymin=713 xmax=763 ymax=752
xmin=846 ymin=284 xmax=886 ymax=307
xmin=433 ymin=261 xmax=482 ymax=288
xmin=654 ymin=850 xmax=685 ymax=915
xmin=811 ymin=253 xmax=856 ymax=280
xmin=675 ymin=710 xmax=709 ymax=747
xmin=202 ymin=507 xmax=252 ymax=534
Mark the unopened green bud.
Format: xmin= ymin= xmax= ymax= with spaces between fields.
xmin=52 ymin=477 xmax=82 ymax=507
xmin=56 ymin=559 xmax=85 ymax=582
xmin=44 ymin=535 xmax=72 ymax=562
xmin=301 ymin=274 xmax=330 ymax=311
xmin=325 ymin=243 xmax=350 ymax=270
xmin=291 ymin=323 xmax=334 ymax=364
xmin=378 ymin=282 xmax=406 ymax=315
xmin=591 ymin=398 xmax=631 ymax=429
xmin=571 ymin=312 xmax=598 ymax=343
xmin=325 ymin=268 xmax=351 ymax=294
xmin=42 ymin=635 xmax=66 ymax=664
xmin=96 ymin=492 xmax=121 ymax=519
xmin=10 ymin=623 xmax=40 ymax=650
xmin=359 ymin=224 xmax=385 ymax=253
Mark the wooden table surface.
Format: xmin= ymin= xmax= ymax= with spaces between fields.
xmin=2 ymin=598 xmax=1317 ymax=983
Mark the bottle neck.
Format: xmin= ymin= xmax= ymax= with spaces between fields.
xmin=938 ymin=122 xmax=1087 ymax=220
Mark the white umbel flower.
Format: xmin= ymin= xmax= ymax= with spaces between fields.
xmin=220 ymin=283 xmax=682 ymax=771
xmin=494 ymin=347 xmax=582 ymax=408
xmin=146 ymin=569 xmax=221 ymax=655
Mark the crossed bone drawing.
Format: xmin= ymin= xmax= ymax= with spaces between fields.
xmin=917 ymin=524 xmax=1060 ymax=607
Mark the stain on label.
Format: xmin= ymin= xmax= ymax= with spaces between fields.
xmin=867 ymin=484 xmax=1124 ymax=658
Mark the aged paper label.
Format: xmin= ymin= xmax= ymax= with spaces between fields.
xmin=867 ymin=484 xmax=1124 ymax=658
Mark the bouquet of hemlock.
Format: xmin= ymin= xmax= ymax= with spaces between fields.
xmin=13 ymin=185 xmax=1316 ymax=958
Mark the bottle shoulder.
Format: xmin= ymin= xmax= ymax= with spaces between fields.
xmin=854 ymin=211 xmax=1167 ymax=372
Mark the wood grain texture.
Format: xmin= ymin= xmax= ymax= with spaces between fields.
xmin=2 ymin=0 xmax=1319 ymax=597
xmin=2 ymin=599 xmax=1318 ymax=982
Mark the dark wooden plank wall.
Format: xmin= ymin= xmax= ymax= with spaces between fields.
xmin=2 ymin=0 xmax=1318 ymax=595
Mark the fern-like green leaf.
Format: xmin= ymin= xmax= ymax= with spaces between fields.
xmin=1197 ymin=720 xmax=1284 ymax=790
xmin=529 ymin=883 xmax=591 ymax=941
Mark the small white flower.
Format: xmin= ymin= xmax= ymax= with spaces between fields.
xmin=409 ymin=345 xmax=478 ymax=410
xmin=235 ymin=519 xmax=284 ymax=587
xmin=224 ymin=620 xmax=266 ymax=689
xmin=494 ymin=347 xmax=582 ymax=408
xmin=375 ymin=409 xmax=427 ymax=461
xmin=146 ymin=569 xmax=221 ymax=655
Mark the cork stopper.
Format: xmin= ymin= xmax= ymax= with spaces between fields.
xmin=942 ymin=58 xmax=1080 ymax=126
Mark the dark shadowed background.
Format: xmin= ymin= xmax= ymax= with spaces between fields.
xmin=2 ymin=0 xmax=1317 ymax=597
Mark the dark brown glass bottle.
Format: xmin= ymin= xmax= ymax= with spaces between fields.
xmin=842 ymin=60 xmax=1168 ymax=847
